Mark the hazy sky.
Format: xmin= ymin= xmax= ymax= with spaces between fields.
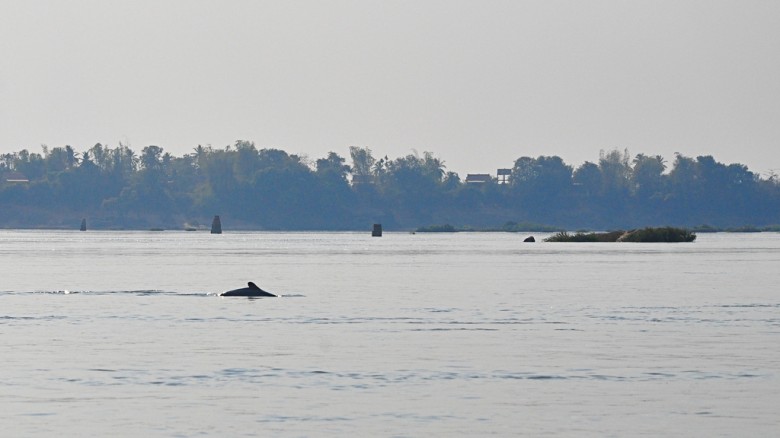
xmin=2 ymin=0 xmax=779 ymax=177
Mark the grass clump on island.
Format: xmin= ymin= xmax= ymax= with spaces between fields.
xmin=544 ymin=230 xmax=624 ymax=242
xmin=545 ymin=227 xmax=696 ymax=243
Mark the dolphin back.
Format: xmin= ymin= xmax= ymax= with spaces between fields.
xmin=220 ymin=282 xmax=277 ymax=297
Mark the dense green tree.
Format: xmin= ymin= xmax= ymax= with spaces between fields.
xmin=140 ymin=145 xmax=164 ymax=171
xmin=44 ymin=145 xmax=79 ymax=173
xmin=598 ymin=149 xmax=632 ymax=197
xmin=12 ymin=149 xmax=46 ymax=180
xmin=572 ymin=161 xmax=601 ymax=197
xmin=508 ymin=155 xmax=573 ymax=222
xmin=232 ymin=140 xmax=259 ymax=182
xmin=631 ymin=154 xmax=666 ymax=199
xmin=316 ymin=152 xmax=350 ymax=180
xmin=349 ymin=146 xmax=375 ymax=184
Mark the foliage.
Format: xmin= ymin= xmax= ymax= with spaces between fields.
xmin=499 ymin=221 xmax=564 ymax=232
xmin=618 ymin=227 xmax=696 ymax=242
xmin=416 ymin=224 xmax=458 ymax=232
xmin=544 ymin=230 xmax=627 ymax=242
xmin=724 ymin=225 xmax=762 ymax=233
xmin=545 ymin=231 xmax=600 ymax=242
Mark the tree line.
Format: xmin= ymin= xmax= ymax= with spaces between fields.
xmin=1 ymin=142 xmax=779 ymax=230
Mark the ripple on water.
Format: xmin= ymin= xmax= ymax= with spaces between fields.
xmin=47 ymin=366 xmax=768 ymax=391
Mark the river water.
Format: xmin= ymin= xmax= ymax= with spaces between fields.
xmin=1 ymin=230 xmax=778 ymax=436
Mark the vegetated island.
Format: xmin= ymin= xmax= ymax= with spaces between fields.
xmin=416 ymin=222 xmax=780 ymax=235
xmin=415 ymin=223 xmax=698 ymax=242
xmin=544 ymin=227 xmax=696 ymax=242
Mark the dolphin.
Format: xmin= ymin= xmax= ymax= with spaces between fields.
xmin=220 ymin=282 xmax=277 ymax=297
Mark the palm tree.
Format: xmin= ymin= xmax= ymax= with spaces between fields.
xmin=422 ymin=151 xmax=446 ymax=182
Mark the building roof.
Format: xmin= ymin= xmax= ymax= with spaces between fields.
xmin=5 ymin=171 xmax=29 ymax=183
xmin=465 ymin=174 xmax=492 ymax=183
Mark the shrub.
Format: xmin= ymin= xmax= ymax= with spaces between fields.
xmin=416 ymin=224 xmax=458 ymax=232
xmin=544 ymin=231 xmax=599 ymax=242
xmin=618 ymin=227 xmax=696 ymax=242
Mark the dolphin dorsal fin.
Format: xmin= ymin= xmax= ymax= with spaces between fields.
xmin=248 ymin=282 xmax=260 ymax=290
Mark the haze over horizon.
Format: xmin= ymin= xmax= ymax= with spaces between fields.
xmin=2 ymin=0 xmax=779 ymax=178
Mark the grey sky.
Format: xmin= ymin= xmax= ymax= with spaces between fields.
xmin=2 ymin=0 xmax=779 ymax=177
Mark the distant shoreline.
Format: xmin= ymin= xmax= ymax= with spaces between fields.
xmin=414 ymin=223 xmax=780 ymax=234
xmin=3 ymin=145 xmax=780 ymax=232
xmin=2 ymin=224 xmax=779 ymax=233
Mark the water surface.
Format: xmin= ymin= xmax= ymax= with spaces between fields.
xmin=1 ymin=231 xmax=778 ymax=436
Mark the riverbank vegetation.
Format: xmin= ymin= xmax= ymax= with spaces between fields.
xmin=2 ymin=143 xmax=780 ymax=230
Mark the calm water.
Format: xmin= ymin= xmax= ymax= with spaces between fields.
xmin=1 ymin=230 xmax=779 ymax=437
